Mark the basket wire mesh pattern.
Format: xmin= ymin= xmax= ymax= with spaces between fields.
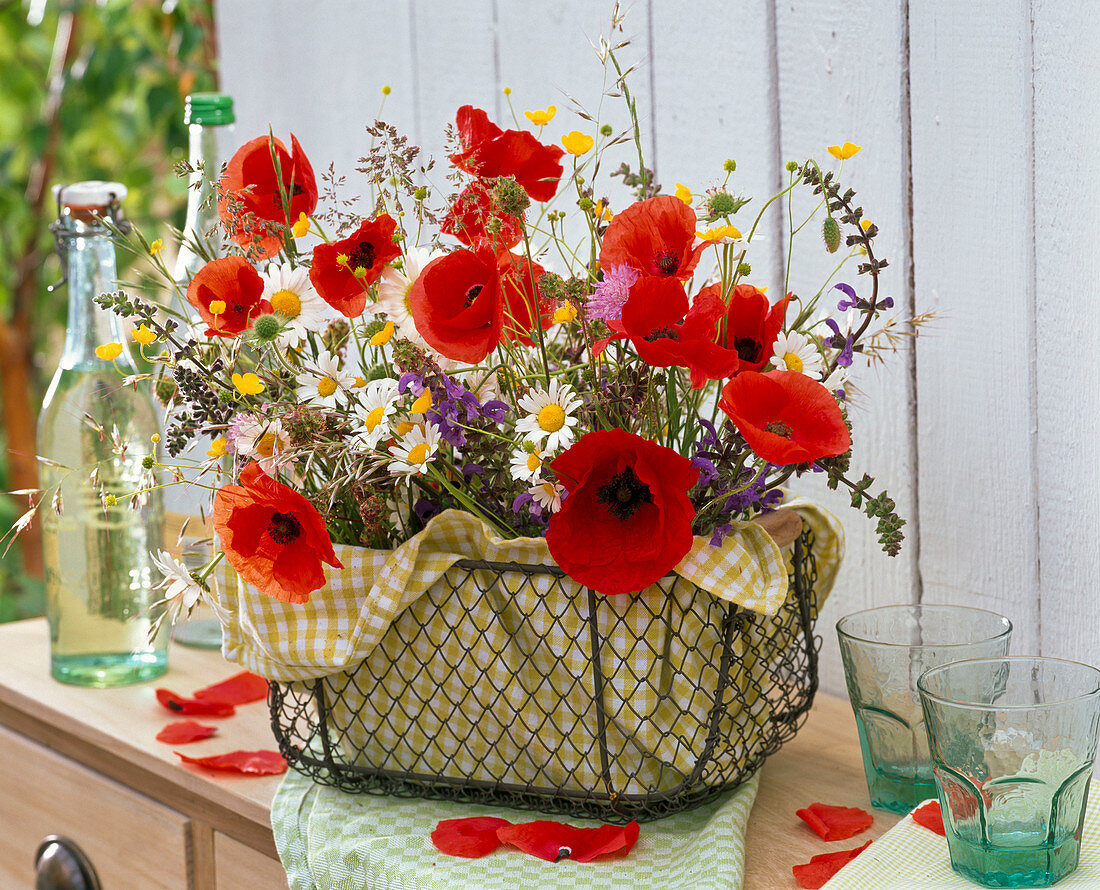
xmin=269 ymin=524 xmax=820 ymax=823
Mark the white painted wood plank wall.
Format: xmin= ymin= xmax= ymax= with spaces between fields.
xmin=216 ymin=1 xmax=1098 ymax=695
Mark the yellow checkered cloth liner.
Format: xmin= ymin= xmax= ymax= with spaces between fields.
xmin=218 ymin=499 xmax=842 ymax=796
xmin=823 ymin=790 xmax=1100 ymax=888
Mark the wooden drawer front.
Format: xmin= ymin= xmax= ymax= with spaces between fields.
xmin=215 ymin=832 xmax=289 ymax=889
xmin=0 ymin=724 xmax=191 ymax=890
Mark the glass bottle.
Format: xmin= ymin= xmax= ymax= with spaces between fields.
xmin=173 ymin=92 xmax=235 ymax=287
xmin=171 ymin=92 xmax=234 ymax=650
xmin=39 ymin=181 xmax=167 ymax=686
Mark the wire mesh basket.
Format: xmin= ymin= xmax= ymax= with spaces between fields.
xmin=268 ymin=522 xmax=820 ymax=823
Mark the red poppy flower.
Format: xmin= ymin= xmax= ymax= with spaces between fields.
xmin=718 ymin=371 xmax=851 ymax=465
xmin=212 ymin=462 xmax=343 ymax=604
xmin=218 ymin=134 xmax=317 ymax=260
xmin=431 ymin=817 xmax=512 ymax=859
xmin=598 ymin=195 xmax=706 ymax=280
xmin=719 ymin=283 xmax=786 ymax=372
xmin=309 ymin=214 xmax=401 ymax=318
xmin=547 ymin=429 xmax=699 ymax=596
xmin=497 ymin=250 xmax=552 ymax=346
xmin=155 ymin=688 xmax=236 ymax=717
xmin=796 ymin=802 xmax=874 ymax=841
xmin=496 ymin=820 xmax=640 ymax=863
xmin=156 ymin=720 xmax=217 ymax=744
xmin=792 ymin=840 xmax=872 ymax=889
xmin=176 ymin=749 xmax=287 ymax=776
xmin=409 ymin=245 xmax=503 ymax=362
xmin=620 ymin=277 xmax=741 ymax=387
xmin=194 ymin=671 xmax=269 ymax=707
xmin=911 ymin=800 xmax=946 ymax=836
xmin=441 ymin=182 xmax=524 ymax=249
xmin=186 ymin=256 xmax=269 ymax=337
xmin=450 ymin=105 xmax=565 ymax=202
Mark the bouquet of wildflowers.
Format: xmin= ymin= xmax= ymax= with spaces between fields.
xmin=89 ymin=22 xmax=909 ymax=618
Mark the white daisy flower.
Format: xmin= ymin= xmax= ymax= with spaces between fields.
xmin=529 ymin=480 xmax=564 ymax=514
xmin=353 ymin=378 xmax=400 ymax=450
xmin=515 ymin=379 xmax=582 ymax=452
xmin=376 ymin=247 xmax=440 ymax=346
xmin=226 ymin=415 xmax=291 ymax=474
xmin=772 ymin=331 xmax=824 ymax=377
xmin=151 ymin=550 xmax=204 ymax=623
xmin=388 ymin=423 xmax=440 ymax=476
xmin=260 ymin=262 xmax=332 ymax=348
xmin=296 ymin=351 xmax=355 ymax=407
xmin=510 ymin=445 xmax=547 ymax=483
xmin=822 ymin=364 xmax=851 ymax=395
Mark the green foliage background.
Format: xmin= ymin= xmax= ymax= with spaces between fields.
xmin=0 ymin=0 xmax=217 ymax=621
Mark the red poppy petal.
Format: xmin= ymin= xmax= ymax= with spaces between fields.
xmin=495 ymin=820 xmax=640 ymax=862
xmin=175 ymin=749 xmax=287 ymax=775
xmin=193 ymin=671 xmax=269 ymax=707
xmin=155 ymin=720 xmax=217 ymax=744
xmin=792 ymin=840 xmax=873 ymax=889
xmin=796 ymin=802 xmax=874 ymax=841
xmin=911 ymin=800 xmax=946 ymax=836
xmin=430 ymin=817 xmax=512 ymax=858
xmin=156 ymin=688 xmax=236 ymax=717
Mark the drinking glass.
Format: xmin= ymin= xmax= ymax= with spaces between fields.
xmin=919 ymin=656 xmax=1100 ymax=888
xmin=836 ymin=605 xmax=1012 ymax=813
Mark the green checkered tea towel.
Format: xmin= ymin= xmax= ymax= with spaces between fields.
xmin=822 ymin=790 xmax=1100 ymax=888
xmin=271 ymin=766 xmax=760 ymax=890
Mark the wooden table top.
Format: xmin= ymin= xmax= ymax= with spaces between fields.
xmin=0 ymin=617 xmax=901 ymax=887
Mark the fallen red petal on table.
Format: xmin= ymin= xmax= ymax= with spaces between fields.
xmin=911 ymin=800 xmax=946 ymax=836
xmin=155 ymin=720 xmax=217 ymax=744
xmin=193 ymin=670 xmax=269 ymax=706
xmin=156 ymin=688 xmax=236 ymax=717
xmin=495 ymin=819 xmax=640 ymax=863
xmin=792 ymin=839 xmax=873 ymax=889
xmin=175 ymin=749 xmax=287 ymax=775
xmin=431 ymin=817 xmax=512 ymax=858
xmin=796 ymin=802 xmax=874 ymax=841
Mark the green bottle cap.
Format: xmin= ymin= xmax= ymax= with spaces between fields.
xmin=185 ymin=93 xmax=235 ymax=126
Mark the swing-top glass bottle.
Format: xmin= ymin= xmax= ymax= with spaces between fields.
xmin=39 ymin=181 xmax=167 ymax=686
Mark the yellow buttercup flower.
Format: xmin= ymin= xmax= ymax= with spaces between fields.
xmin=860 ymin=219 xmax=874 ymax=232
xmin=291 ymin=212 xmax=310 ymax=238
xmin=675 ymin=183 xmax=692 ymax=205
xmin=827 ymin=142 xmax=862 ymax=160
xmin=130 ymin=323 xmax=157 ymax=346
xmin=695 ymin=224 xmax=742 ymax=243
xmin=524 ymin=105 xmax=557 ymax=126
xmin=206 ymin=438 xmax=227 ymax=459
xmin=561 ymin=131 xmax=594 ymax=156
xmin=553 ymin=302 xmax=577 ymax=325
xmin=369 ymin=320 xmax=395 ymax=346
xmin=592 ymin=199 xmax=612 ymax=222
xmin=232 ymin=372 xmax=265 ymax=395
xmin=410 ymin=389 xmax=432 ymax=414
xmin=95 ymin=342 xmax=123 ymax=361
xmin=149 ymin=238 xmax=165 ymax=256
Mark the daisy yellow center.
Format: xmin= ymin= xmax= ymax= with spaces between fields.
xmin=365 ymin=406 xmax=385 ymax=432
xmin=270 ymin=288 xmax=302 ymax=318
xmin=537 ymin=404 xmax=566 ymax=432
xmin=396 ymin=421 xmax=416 ymax=436
xmin=526 ymin=453 xmax=542 ymax=472
xmin=255 ymin=431 xmax=278 ymax=458
xmin=317 ymin=377 xmax=338 ymax=398
xmin=541 ymin=482 xmax=556 ymax=498
xmin=407 ymin=443 xmax=429 ymax=465
xmin=783 ymin=351 xmax=804 ymax=373
xmin=403 ymin=283 xmax=414 ymax=315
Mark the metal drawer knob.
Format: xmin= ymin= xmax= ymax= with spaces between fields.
xmin=34 ymin=836 xmax=102 ymax=890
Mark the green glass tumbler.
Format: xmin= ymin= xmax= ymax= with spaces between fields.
xmin=837 ymin=605 xmax=1012 ymax=813
xmin=919 ymin=656 xmax=1100 ymax=888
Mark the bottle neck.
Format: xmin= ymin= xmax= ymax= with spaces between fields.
xmin=58 ymin=219 xmax=133 ymax=372
xmin=175 ymin=122 xmax=227 ymax=284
